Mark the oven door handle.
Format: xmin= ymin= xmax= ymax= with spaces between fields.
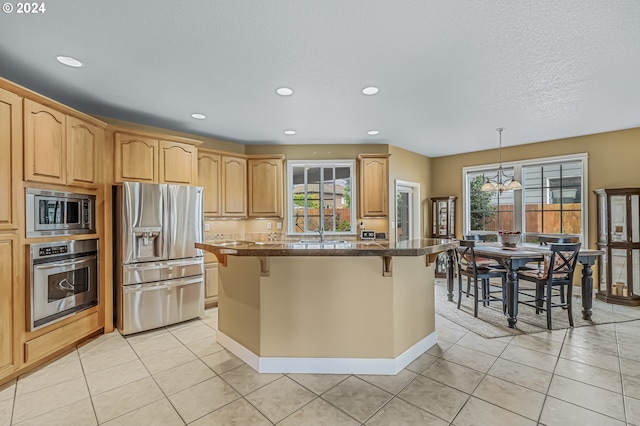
xmin=35 ymin=255 xmax=97 ymax=270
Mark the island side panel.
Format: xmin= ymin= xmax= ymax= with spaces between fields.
xmin=392 ymin=257 xmax=436 ymax=356
xmin=260 ymin=256 xmax=396 ymax=358
xmin=218 ymin=256 xmax=262 ymax=355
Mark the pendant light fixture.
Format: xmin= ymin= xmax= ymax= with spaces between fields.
xmin=480 ymin=128 xmax=522 ymax=193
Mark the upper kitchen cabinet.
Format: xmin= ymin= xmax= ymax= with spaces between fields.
xmin=113 ymin=131 xmax=201 ymax=185
xmin=221 ymin=155 xmax=247 ymax=217
xmin=0 ymin=88 xmax=22 ymax=231
xmin=67 ymin=116 xmax=103 ymax=188
xmin=358 ymin=154 xmax=389 ymax=218
xmin=24 ymin=99 xmax=105 ymax=188
xmin=198 ymin=151 xmax=221 ymax=216
xmin=114 ymin=133 xmax=158 ymax=183
xmin=159 ymin=140 xmax=197 ymax=185
xmin=248 ymin=156 xmax=284 ymax=218
xmin=24 ymin=99 xmax=66 ymax=185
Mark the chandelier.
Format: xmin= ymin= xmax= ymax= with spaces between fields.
xmin=480 ymin=128 xmax=522 ymax=193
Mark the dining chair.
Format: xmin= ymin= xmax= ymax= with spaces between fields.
xmin=456 ymin=240 xmax=507 ymax=317
xmin=517 ymin=243 xmax=581 ymax=329
xmin=539 ymin=235 xmax=580 ymax=245
xmin=461 ymin=235 xmax=504 ymax=295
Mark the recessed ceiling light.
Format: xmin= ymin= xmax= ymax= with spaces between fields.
xmin=191 ymin=113 xmax=206 ymax=120
xmin=284 ymin=130 xmax=296 ymax=135
xmin=276 ymin=87 xmax=293 ymax=96
xmin=367 ymin=130 xmax=380 ymax=135
xmin=56 ymin=56 xmax=83 ymax=68
xmin=362 ymin=86 xmax=379 ymax=95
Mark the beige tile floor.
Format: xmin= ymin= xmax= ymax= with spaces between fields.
xmin=3 ymin=295 xmax=640 ymax=425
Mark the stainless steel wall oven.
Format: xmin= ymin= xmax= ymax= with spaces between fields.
xmin=29 ymin=239 xmax=99 ymax=330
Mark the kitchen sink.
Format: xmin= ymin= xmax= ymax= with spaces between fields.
xmin=293 ymin=240 xmax=352 ymax=249
xmin=297 ymin=240 xmax=347 ymax=244
xmin=213 ymin=240 xmax=251 ymax=246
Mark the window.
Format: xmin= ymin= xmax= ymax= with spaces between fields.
xmin=463 ymin=154 xmax=588 ymax=243
xmin=467 ymin=169 xmax=516 ymax=235
xmin=287 ymin=160 xmax=356 ymax=235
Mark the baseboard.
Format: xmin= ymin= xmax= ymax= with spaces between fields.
xmin=216 ymin=331 xmax=438 ymax=375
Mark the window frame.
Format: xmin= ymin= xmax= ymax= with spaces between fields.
xmin=286 ymin=159 xmax=357 ymax=236
xmin=462 ymin=153 xmax=589 ymax=243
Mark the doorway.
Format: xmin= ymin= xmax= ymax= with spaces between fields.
xmin=395 ymin=180 xmax=421 ymax=242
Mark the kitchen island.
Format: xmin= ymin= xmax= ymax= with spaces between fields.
xmin=196 ymin=238 xmax=457 ymax=375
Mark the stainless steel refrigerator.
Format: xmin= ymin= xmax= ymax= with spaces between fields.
xmin=114 ymin=182 xmax=204 ymax=335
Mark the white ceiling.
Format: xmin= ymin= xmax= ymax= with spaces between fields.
xmin=1 ymin=0 xmax=639 ymax=157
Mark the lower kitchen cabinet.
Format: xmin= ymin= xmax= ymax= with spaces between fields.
xmin=0 ymin=235 xmax=18 ymax=381
xmin=204 ymin=261 xmax=219 ymax=308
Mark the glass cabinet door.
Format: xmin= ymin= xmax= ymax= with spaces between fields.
xmin=611 ymin=195 xmax=626 ymax=242
xmin=632 ymin=194 xmax=639 ymax=243
xmin=597 ymin=192 xmax=607 ymax=244
xmin=595 ymin=188 xmax=640 ymax=305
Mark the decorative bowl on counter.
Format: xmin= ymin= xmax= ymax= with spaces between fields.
xmin=498 ymin=231 xmax=521 ymax=247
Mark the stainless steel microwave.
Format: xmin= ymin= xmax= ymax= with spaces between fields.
xmin=26 ymin=188 xmax=96 ymax=238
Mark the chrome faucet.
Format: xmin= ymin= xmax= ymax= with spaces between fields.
xmin=316 ymin=227 xmax=325 ymax=243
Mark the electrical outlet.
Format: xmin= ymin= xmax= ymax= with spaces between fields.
xmin=277 ymin=222 xmax=282 ymax=230
xmin=204 ymin=223 xmax=210 ymax=232
xmin=267 ymin=222 xmax=272 ymax=230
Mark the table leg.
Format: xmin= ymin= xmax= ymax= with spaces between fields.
xmin=505 ymin=261 xmax=519 ymax=329
xmin=579 ymin=256 xmax=596 ymax=321
xmin=446 ymin=249 xmax=455 ymax=302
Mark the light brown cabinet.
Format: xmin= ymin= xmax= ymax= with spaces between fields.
xmin=198 ymin=151 xmax=221 ymax=216
xmin=114 ymin=132 xmax=199 ymax=185
xmin=114 ymin=133 xmax=158 ymax=183
xmin=24 ymin=99 xmax=103 ymax=188
xmin=159 ymin=140 xmax=198 ymax=185
xmin=221 ymin=156 xmax=247 ymax=217
xmin=358 ymin=154 xmax=389 ymax=218
xmin=0 ymin=88 xmax=22 ymax=231
xmin=198 ymin=150 xmax=248 ymax=217
xmin=248 ymin=157 xmax=283 ymax=218
xmin=204 ymin=261 xmax=219 ymax=308
xmin=0 ymin=236 xmax=18 ymax=381
xmin=67 ymin=116 xmax=102 ymax=188
xmin=24 ymin=99 xmax=66 ymax=185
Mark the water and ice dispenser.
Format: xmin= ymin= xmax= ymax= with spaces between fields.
xmin=133 ymin=226 xmax=163 ymax=260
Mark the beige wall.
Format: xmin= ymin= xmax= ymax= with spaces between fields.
xmin=430 ymin=127 xmax=640 ymax=248
xmin=388 ymin=145 xmax=432 ymax=241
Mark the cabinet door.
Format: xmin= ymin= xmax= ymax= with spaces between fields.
xmin=0 ymin=88 xmax=22 ymax=231
xmin=159 ymin=140 xmax=198 ymax=185
xmin=221 ymin=156 xmax=247 ymax=217
xmin=0 ymin=236 xmax=17 ymax=379
xmin=24 ymin=99 xmax=66 ymax=184
xmin=67 ymin=116 xmax=101 ymax=188
xmin=204 ymin=262 xmax=219 ymax=307
xmin=198 ymin=152 xmax=221 ymax=216
xmin=114 ymin=133 xmax=158 ymax=183
xmin=248 ymin=158 xmax=283 ymax=217
xmin=359 ymin=156 xmax=388 ymax=217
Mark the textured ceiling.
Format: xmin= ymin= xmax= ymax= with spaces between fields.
xmin=1 ymin=0 xmax=639 ymax=157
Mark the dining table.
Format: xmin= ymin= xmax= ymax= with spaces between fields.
xmin=445 ymin=243 xmax=603 ymax=329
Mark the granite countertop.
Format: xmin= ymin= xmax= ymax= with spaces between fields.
xmin=196 ymin=238 xmax=458 ymax=257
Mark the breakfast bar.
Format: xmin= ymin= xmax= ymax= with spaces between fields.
xmin=196 ymin=238 xmax=457 ymax=375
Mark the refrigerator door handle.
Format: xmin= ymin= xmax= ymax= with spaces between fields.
xmin=124 ymin=276 xmax=203 ymax=291
xmin=165 ymin=258 xmax=204 ymax=267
